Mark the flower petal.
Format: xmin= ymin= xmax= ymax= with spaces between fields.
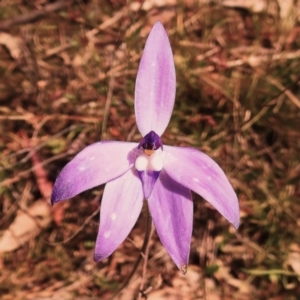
xmin=148 ymin=170 xmax=193 ymax=273
xmin=137 ymin=170 xmax=160 ymax=198
xmin=135 ymin=21 xmax=176 ymax=137
xmin=51 ymin=141 xmax=138 ymax=203
xmin=163 ymin=146 xmax=240 ymax=229
xmin=94 ymin=168 xmax=143 ymax=261
xmin=135 ymin=149 xmax=163 ymax=198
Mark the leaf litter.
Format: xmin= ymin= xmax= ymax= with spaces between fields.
xmin=0 ymin=0 xmax=300 ymax=299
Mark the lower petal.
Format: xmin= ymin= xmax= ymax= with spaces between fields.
xmin=164 ymin=146 xmax=239 ymax=229
xmin=137 ymin=170 xmax=160 ymax=199
xmin=94 ymin=168 xmax=143 ymax=261
xmin=148 ymin=170 xmax=193 ymax=273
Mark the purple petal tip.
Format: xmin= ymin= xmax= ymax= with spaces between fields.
xmin=51 ymin=190 xmax=62 ymax=205
xmin=181 ymin=264 xmax=188 ymax=275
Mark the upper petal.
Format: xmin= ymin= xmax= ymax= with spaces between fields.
xmin=94 ymin=168 xmax=143 ymax=261
xmin=148 ymin=170 xmax=193 ymax=273
xmin=51 ymin=141 xmax=138 ymax=203
xmin=163 ymin=146 xmax=240 ymax=229
xmin=135 ymin=21 xmax=176 ymax=137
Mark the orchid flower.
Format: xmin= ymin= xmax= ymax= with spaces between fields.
xmin=51 ymin=21 xmax=239 ymax=273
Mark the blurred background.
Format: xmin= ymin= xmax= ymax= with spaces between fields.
xmin=1 ymin=0 xmax=300 ymax=299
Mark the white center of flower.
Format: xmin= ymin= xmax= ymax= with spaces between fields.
xmin=135 ymin=149 xmax=163 ymax=172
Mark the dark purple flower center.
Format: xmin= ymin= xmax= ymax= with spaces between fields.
xmin=138 ymin=130 xmax=163 ymax=151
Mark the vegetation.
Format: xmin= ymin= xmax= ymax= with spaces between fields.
xmin=0 ymin=1 xmax=300 ymax=299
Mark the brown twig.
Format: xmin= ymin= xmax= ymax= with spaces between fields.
xmin=0 ymin=1 xmax=69 ymax=31
xmin=138 ymin=211 xmax=154 ymax=300
xmin=46 ymin=193 xmax=102 ymax=245
xmin=101 ymin=70 xmax=115 ymax=139
xmin=0 ymin=152 xmax=69 ymax=189
xmin=20 ymin=131 xmax=53 ymax=200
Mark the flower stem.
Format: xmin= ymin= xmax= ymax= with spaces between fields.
xmin=138 ymin=201 xmax=154 ymax=299
xmin=110 ymin=201 xmax=153 ymax=299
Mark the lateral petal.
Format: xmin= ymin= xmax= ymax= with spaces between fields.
xmin=163 ymin=146 xmax=240 ymax=229
xmin=51 ymin=141 xmax=138 ymax=203
xmin=135 ymin=21 xmax=176 ymax=137
xmin=148 ymin=170 xmax=193 ymax=273
xmin=94 ymin=169 xmax=143 ymax=261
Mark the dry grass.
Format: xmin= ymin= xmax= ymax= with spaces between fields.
xmin=1 ymin=1 xmax=300 ymax=299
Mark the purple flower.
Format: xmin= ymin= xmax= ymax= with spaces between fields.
xmin=51 ymin=21 xmax=239 ymax=273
